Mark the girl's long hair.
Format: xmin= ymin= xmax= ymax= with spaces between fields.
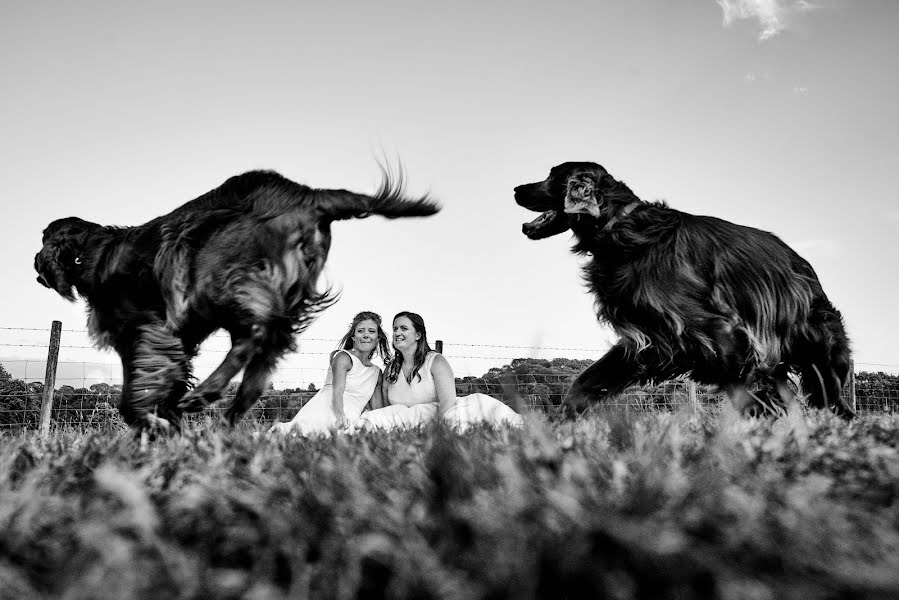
xmin=335 ymin=311 xmax=391 ymax=361
xmin=385 ymin=311 xmax=431 ymax=384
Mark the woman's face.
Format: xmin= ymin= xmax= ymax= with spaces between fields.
xmin=353 ymin=319 xmax=380 ymax=355
xmin=392 ymin=316 xmax=421 ymax=353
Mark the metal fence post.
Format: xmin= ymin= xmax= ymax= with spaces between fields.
xmin=38 ymin=320 xmax=62 ymax=438
xmin=848 ymin=359 xmax=857 ymax=413
xmin=435 ymin=339 xmax=443 ymax=354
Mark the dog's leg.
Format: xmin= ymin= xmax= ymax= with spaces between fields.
xmin=797 ymin=352 xmax=855 ymax=418
xmin=802 ymin=363 xmax=855 ymax=419
xmin=118 ymin=322 xmax=189 ymax=432
xmin=224 ymin=352 xmax=278 ymax=426
xmin=797 ymin=300 xmax=855 ymax=418
xmin=223 ymin=318 xmax=295 ymax=425
xmin=158 ymin=376 xmax=189 ymax=431
xmin=561 ymin=343 xmax=647 ymax=417
xmin=178 ymin=327 xmax=261 ymax=413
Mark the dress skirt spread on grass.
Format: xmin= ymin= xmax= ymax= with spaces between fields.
xmin=356 ymin=351 xmax=523 ymax=432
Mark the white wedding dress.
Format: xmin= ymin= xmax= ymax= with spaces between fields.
xmin=269 ymin=349 xmax=380 ymax=436
xmin=355 ymin=351 xmax=523 ymax=432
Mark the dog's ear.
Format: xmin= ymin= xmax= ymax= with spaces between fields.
xmin=563 ymin=175 xmax=601 ymax=218
xmin=35 ymin=240 xmax=77 ymax=300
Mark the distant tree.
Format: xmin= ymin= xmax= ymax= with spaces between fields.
xmin=56 ymin=385 xmax=76 ymax=402
xmin=855 ymin=371 xmax=899 ymax=412
xmin=0 ymin=363 xmax=10 ymax=382
xmin=307 ymin=382 xmax=318 ymax=393
xmin=453 ymin=357 xmax=723 ymax=412
xmin=0 ymin=373 xmax=39 ymax=426
xmin=455 ymin=357 xmax=596 ymax=410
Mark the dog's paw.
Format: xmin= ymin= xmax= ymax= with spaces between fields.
xmin=557 ymin=400 xmax=581 ymax=421
xmin=834 ymin=400 xmax=857 ymax=420
xmin=145 ymin=413 xmax=172 ymax=433
xmin=223 ymin=405 xmax=245 ymax=427
xmin=559 ymin=390 xmax=594 ymax=420
xmin=134 ymin=413 xmax=175 ymax=444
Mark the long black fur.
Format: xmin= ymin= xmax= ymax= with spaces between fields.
xmin=514 ymin=161 xmax=853 ymax=417
xmin=35 ymin=166 xmax=439 ymax=431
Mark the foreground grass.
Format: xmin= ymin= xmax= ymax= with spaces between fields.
xmin=0 ymin=407 xmax=897 ymax=600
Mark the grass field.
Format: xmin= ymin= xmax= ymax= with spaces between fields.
xmin=1 ymin=406 xmax=897 ymax=600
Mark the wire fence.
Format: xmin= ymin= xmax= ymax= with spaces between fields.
xmin=1 ymin=325 xmax=897 ymax=431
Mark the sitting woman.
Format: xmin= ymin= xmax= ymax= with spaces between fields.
xmin=269 ymin=311 xmax=388 ymax=436
xmin=355 ymin=311 xmax=524 ymax=432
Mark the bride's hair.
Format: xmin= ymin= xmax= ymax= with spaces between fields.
xmin=385 ymin=311 xmax=431 ymax=383
xmin=335 ymin=311 xmax=391 ymax=361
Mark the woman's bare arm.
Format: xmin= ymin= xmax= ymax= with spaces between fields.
xmin=430 ymin=353 xmax=457 ymax=415
xmin=366 ymin=370 xmax=386 ymax=410
xmin=329 ymin=351 xmax=354 ymax=427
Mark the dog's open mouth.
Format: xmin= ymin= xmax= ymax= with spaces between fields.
xmin=522 ymin=209 xmax=569 ymax=240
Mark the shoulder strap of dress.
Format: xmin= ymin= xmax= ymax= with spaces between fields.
xmin=424 ymin=350 xmax=437 ymax=371
xmin=333 ymin=349 xmax=356 ymax=369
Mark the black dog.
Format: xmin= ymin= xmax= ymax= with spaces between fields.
xmin=515 ymin=162 xmax=853 ymax=417
xmin=35 ymin=167 xmax=439 ymax=431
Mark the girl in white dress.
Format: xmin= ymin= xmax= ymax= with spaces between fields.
xmin=355 ymin=311 xmax=524 ymax=432
xmin=269 ymin=311 xmax=388 ymax=436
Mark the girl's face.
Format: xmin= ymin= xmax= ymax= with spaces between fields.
xmin=353 ymin=319 xmax=379 ymax=355
xmin=392 ymin=316 xmax=421 ymax=353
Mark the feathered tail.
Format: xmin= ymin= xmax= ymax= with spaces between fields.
xmin=315 ymin=162 xmax=440 ymax=221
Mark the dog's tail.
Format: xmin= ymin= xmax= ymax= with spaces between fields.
xmin=315 ymin=163 xmax=440 ymax=222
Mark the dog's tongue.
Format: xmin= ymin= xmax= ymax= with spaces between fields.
xmin=522 ymin=209 xmax=560 ymax=239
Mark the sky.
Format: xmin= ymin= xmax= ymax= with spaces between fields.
xmin=1 ymin=0 xmax=897 ymax=389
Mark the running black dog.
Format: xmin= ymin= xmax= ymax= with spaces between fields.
xmin=515 ymin=161 xmax=853 ymax=417
xmin=35 ymin=166 xmax=439 ymax=431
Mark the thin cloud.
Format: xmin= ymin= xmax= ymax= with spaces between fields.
xmin=716 ymin=0 xmax=820 ymax=41
xmin=743 ymin=71 xmax=772 ymax=83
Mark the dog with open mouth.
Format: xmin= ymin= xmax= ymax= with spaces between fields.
xmin=515 ymin=161 xmax=854 ymax=418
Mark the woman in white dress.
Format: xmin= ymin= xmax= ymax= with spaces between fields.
xmin=355 ymin=312 xmax=524 ymax=432
xmin=269 ymin=311 xmax=388 ymax=436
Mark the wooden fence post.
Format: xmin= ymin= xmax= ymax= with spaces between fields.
xmin=848 ymin=359 xmax=857 ymax=413
xmin=38 ymin=321 xmax=62 ymax=438
xmin=687 ymin=380 xmax=699 ymax=414
xmin=435 ymin=339 xmax=443 ymax=354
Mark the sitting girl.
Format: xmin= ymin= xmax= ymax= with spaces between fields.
xmin=269 ymin=311 xmax=388 ymax=436
xmin=355 ymin=311 xmax=524 ymax=432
